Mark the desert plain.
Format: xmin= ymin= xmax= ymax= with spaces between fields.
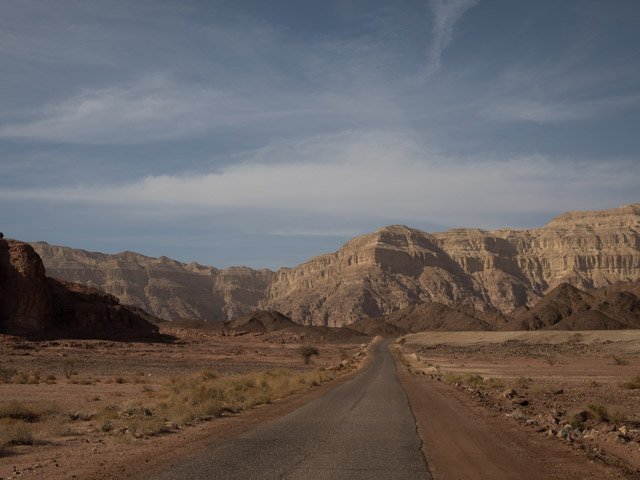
xmin=0 ymin=323 xmax=370 ymax=479
xmin=2 ymin=327 xmax=640 ymax=478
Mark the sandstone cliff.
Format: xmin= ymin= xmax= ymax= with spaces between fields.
xmin=29 ymin=243 xmax=275 ymax=323
xmin=29 ymin=203 xmax=640 ymax=327
xmin=0 ymin=237 xmax=160 ymax=339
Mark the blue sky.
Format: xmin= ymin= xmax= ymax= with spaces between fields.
xmin=1 ymin=0 xmax=639 ymax=269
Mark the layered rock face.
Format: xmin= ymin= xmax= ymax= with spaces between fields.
xmin=263 ymin=204 xmax=640 ymax=325
xmin=30 ymin=204 xmax=640 ymax=327
xmin=29 ymin=243 xmax=275 ymax=323
xmin=0 ymin=237 xmax=159 ymax=339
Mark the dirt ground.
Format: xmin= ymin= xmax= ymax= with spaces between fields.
xmin=400 ymin=330 xmax=640 ymax=478
xmin=0 ymin=326 xmax=370 ymax=479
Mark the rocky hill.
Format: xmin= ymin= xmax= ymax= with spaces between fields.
xmin=0 ymin=236 xmax=160 ymax=339
xmin=511 ymin=281 xmax=640 ymax=331
xmin=29 ymin=203 xmax=640 ymax=327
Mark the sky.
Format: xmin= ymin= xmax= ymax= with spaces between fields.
xmin=1 ymin=0 xmax=639 ymax=269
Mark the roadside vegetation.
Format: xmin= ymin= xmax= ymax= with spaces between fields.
xmin=0 ymin=345 xmax=367 ymax=447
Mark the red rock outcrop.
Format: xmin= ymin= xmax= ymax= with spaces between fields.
xmin=0 ymin=237 xmax=159 ymax=339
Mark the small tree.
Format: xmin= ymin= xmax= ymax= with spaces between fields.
xmin=62 ymin=359 xmax=75 ymax=379
xmin=299 ymin=345 xmax=319 ymax=365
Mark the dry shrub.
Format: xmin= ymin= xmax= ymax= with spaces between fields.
xmin=0 ymin=419 xmax=36 ymax=446
xmin=298 ymin=345 xmax=319 ymax=365
xmin=611 ymin=355 xmax=630 ymax=366
xmin=618 ymin=375 xmax=640 ymax=390
xmin=485 ymin=378 xmax=505 ymax=390
xmin=586 ymin=402 xmax=609 ymax=422
xmin=0 ymin=401 xmax=67 ymax=447
xmin=530 ymin=383 xmax=564 ymax=395
xmin=0 ymin=401 xmax=59 ymax=422
xmin=156 ymin=368 xmax=337 ymax=425
xmin=514 ymin=376 xmax=532 ymax=389
xmin=0 ymin=366 xmax=17 ymax=383
xmin=442 ymin=372 xmax=485 ymax=388
xmin=62 ymin=359 xmax=75 ymax=379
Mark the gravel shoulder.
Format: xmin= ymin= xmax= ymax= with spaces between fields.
xmin=397 ymin=331 xmax=640 ymax=479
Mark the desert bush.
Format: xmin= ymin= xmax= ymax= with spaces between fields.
xmin=485 ymin=378 xmax=505 ymax=390
xmin=0 ymin=419 xmax=36 ymax=446
xmin=567 ymin=411 xmax=590 ymax=430
xmin=10 ymin=372 xmax=29 ymax=384
xmin=442 ymin=372 xmax=485 ymax=388
xmin=0 ymin=366 xmax=17 ymax=383
xmin=0 ymin=401 xmax=67 ymax=446
xmin=611 ymin=355 xmax=630 ymax=366
xmin=62 ymin=359 xmax=75 ymax=380
xmin=530 ymin=384 xmax=564 ymax=395
xmin=0 ymin=401 xmax=61 ymax=422
xmin=514 ymin=376 xmax=532 ymax=389
xmin=298 ymin=345 xmax=319 ymax=365
xmin=544 ymin=356 xmax=558 ymax=367
xmin=618 ymin=375 xmax=640 ymax=390
xmin=155 ymin=368 xmax=337 ymax=426
xmin=586 ymin=402 xmax=609 ymax=422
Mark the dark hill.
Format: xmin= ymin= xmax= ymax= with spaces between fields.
xmin=510 ymin=282 xmax=640 ymax=331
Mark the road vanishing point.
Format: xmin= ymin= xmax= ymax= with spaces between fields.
xmin=148 ymin=339 xmax=432 ymax=479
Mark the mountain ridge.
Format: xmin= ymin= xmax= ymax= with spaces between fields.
xmin=29 ymin=203 xmax=640 ymax=327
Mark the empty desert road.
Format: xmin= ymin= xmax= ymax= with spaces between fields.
xmin=147 ymin=339 xmax=432 ymax=479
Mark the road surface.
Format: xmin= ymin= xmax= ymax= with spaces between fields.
xmin=148 ymin=340 xmax=432 ymax=479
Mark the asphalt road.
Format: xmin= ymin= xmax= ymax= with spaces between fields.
xmin=147 ymin=340 xmax=432 ymax=479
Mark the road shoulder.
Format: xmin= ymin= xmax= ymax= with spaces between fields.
xmin=392 ymin=343 xmax=621 ymax=480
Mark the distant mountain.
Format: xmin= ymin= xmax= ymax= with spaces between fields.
xmin=0 ymin=236 xmax=159 ymax=339
xmin=30 ymin=203 xmax=640 ymax=327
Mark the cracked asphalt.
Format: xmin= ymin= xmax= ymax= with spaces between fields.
xmin=147 ymin=339 xmax=432 ymax=479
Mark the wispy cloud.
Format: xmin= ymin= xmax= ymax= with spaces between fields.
xmin=0 ymin=76 xmax=392 ymax=144
xmin=2 ymin=130 xmax=637 ymax=229
xmin=488 ymin=94 xmax=640 ymax=124
xmin=426 ymin=0 xmax=479 ymax=76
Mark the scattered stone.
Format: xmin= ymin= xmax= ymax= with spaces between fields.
xmin=503 ymin=388 xmax=517 ymax=399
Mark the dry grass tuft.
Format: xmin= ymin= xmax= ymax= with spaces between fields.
xmin=153 ymin=368 xmax=338 ymax=425
xmin=618 ymin=375 xmax=640 ymax=390
xmin=610 ymin=355 xmax=630 ymax=366
xmin=442 ymin=372 xmax=485 ymax=389
xmin=0 ymin=401 xmax=69 ymax=447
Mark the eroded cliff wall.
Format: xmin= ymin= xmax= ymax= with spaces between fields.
xmin=30 ymin=204 xmax=640 ymax=326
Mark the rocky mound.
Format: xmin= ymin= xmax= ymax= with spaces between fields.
xmin=212 ymin=310 xmax=368 ymax=342
xmin=346 ymin=318 xmax=410 ymax=337
xmin=382 ymin=302 xmax=508 ymax=332
xmin=511 ymin=282 xmax=640 ymax=331
xmin=217 ymin=310 xmax=299 ymax=333
xmin=0 ymin=236 xmax=160 ymax=340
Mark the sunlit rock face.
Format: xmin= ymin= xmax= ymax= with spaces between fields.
xmin=31 ymin=204 xmax=640 ymax=327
